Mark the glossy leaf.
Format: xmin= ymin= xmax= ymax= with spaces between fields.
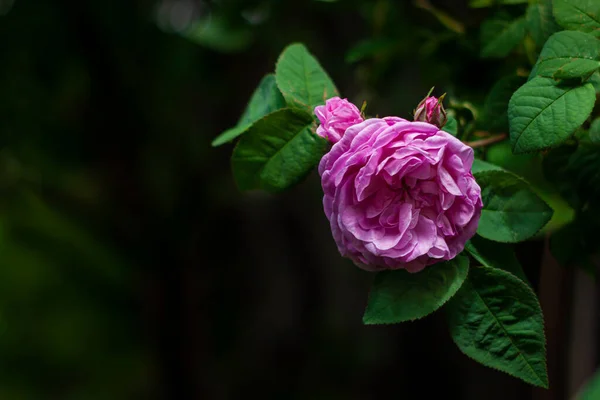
xmin=446 ymin=265 xmax=548 ymax=388
xmin=553 ymin=0 xmax=600 ymax=38
xmin=553 ymin=60 xmax=600 ymax=79
xmin=231 ymin=108 xmax=328 ymax=192
xmin=535 ymin=31 xmax=600 ymax=79
xmin=508 ymin=77 xmax=596 ymax=153
xmin=212 ymin=123 xmax=252 ymax=148
xmin=212 ymin=74 xmax=286 ymax=146
xmin=363 ymin=255 xmax=469 ymax=324
xmin=275 ymin=43 xmax=338 ymax=112
xmin=474 ymin=170 xmax=553 ymax=243
xmin=590 ymin=71 xmax=600 ymax=93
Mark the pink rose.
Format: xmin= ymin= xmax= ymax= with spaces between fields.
xmin=315 ymin=97 xmax=363 ymax=144
xmin=414 ymin=95 xmax=448 ymax=128
xmin=318 ymin=117 xmax=482 ymax=273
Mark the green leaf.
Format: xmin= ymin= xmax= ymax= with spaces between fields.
xmin=237 ymin=75 xmax=286 ymax=126
xmin=474 ymin=170 xmax=553 ymax=243
xmin=446 ymin=265 xmax=548 ymax=388
xmin=485 ymin=142 xmax=575 ymax=234
xmin=212 ymin=74 xmax=286 ymax=147
xmin=230 ymin=108 xmax=328 ymax=192
xmin=526 ymin=0 xmax=561 ymax=49
xmin=363 ymin=255 xmax=469 ymax=324
xmin=480 ymin=16 xmax=527 ymax=58
xmin=442 ymin=116 xmax=458 ymax=136
xmin=553 ymin=60 xmax=600 ymax=79
xmin=535 ymin=31 xmax=600 ymax=79
xmin=212 ymin=124 xmax=252 ymax=147
xmin=472 ymin=158 xmax=504 ymax=174
xmin=589 ymin=117 xmax=600 ymax=143
xmin=578 ymin=369 xmax=600 ymax=399
xmin=275 ymin=43 xmax=339 ymax=112
xmin=589 ymin=71 xmax=600 ymax=92
xmin=481 ymin=75 xmax=527 ymax=133
xmin=465 ymin=235 xmax=530 ymax=285
xmin=508 ymin=77 xmax=596 ymax=154
xmin=553 ymin=0 xmax=600 ymax=38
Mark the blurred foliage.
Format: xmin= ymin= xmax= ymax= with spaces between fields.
xmin=0 ymin=0 xmax=595 ymax=398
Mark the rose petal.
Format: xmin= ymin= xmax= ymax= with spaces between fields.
xmin=318 ymin=111 xmax=482 ymax=273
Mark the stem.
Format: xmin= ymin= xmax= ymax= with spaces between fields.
xmin=414 ymin=0 xmax=465 ymax=34
xmin=464 ymin=133 xmax=507 ymax=148
xmin=471 ymin=130 xmax=491 ymax=138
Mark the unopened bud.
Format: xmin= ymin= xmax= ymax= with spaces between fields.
xmin=413 ymin=92 xmax=448 ymax=128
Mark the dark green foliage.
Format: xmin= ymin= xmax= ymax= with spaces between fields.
xmin=363 ymin=256 xmax=469 ymax=324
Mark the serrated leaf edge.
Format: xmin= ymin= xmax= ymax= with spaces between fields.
xmin=509 ymin=81 xmax=595 ymax=154
xmin=274 ymin=42 xmax=339 ymax=113
xmin=212 ymin=73 xmax=285 ymax=147
xmin=362 ymin=255 xmax=470 ymax=325
xmin=447 ymin=266 xmax=549 ymax=388
xmin=230 ymin=107 xmax=323 ymax=192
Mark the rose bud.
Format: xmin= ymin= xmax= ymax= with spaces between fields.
xmin=414 ymin=94 xmax=448 ymax=128
xmin=314 ymin=97 xmax=364 ymax=144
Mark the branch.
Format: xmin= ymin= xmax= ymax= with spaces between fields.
xmin=465 ymin=133 xmax=507 ymax=148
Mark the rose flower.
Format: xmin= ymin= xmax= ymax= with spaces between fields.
xmin=317 ymin=115 xmax=482 ymax=273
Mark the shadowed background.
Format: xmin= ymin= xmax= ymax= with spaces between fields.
xmin=0 ymin=0 xmax=596 ymax=399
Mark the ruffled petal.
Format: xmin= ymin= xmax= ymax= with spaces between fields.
xmin=319 ymin=112 xmax=482 ymax=273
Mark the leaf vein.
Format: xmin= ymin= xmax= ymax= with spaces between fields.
xmin=473 ymin=283 xmax=544 ymax=386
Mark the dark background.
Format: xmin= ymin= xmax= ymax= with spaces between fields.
xmin=0 ymin=0 xmax=596 ymax=399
